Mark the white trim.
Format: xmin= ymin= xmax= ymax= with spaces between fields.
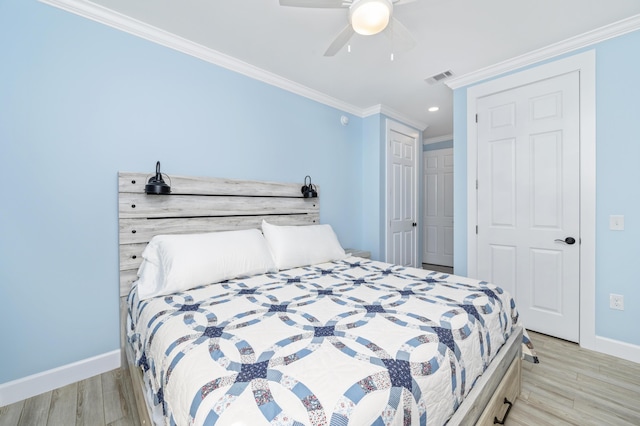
xmin=0 ymin=349 xmax=121 ymax=406
xmin=38 ymin=0 xmax=428 ymax=130
xmin=424 ymin=134 xmax=453 ymax=145
xmin=595 ymin=335 xmax=640 ymax=364
xmin=364 ymin=104 xmax=428 ymax=131
xmin=447 ymin=14 xmax=640 ymax=90
xmin=384 ymin=119 xmax=421 ymax=265
xmin=465 ymin=50 xmax=596 ymax=351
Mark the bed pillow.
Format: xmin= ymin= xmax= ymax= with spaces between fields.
xmin=261 ymin=220 xmax=346 ymax=270
xmin=136 ymin=228 xmax=277 ymax=300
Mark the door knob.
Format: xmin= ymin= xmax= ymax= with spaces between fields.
xmin=554 ymin=237 xmax=576 ymax=245
xmin=412 ymin=222 xmax=417 ymax=227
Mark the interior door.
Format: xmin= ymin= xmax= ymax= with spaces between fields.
xmin=387 ymin=126 xmax=418 ymax=267
xmin=423 ymin=148 xmax=454 ymax=267
xmin=476 ymin=71 xmax=580 ymax=342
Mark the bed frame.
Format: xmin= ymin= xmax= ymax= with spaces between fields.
xmin=117 ymin=171 xmax=521 ymax=426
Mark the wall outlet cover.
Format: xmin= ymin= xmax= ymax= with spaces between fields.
xmin=610 ymin=215 xmax=625 ymax=231
xmin=609 ymin=293 xmax=624 ymax=310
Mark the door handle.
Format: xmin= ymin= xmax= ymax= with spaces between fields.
xmin=412 ymin=222 xmax=417 ymax=227
xmin=554 ymin=237 xmax=576 ymax=245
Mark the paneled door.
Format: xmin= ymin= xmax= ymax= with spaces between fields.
xmin=387 ymin=122 xmax=418 ymax=267
xmin=476 ymin=71 xmax=580 ymax=342
xmin=423 ymin=148 xmax=454 ymax=267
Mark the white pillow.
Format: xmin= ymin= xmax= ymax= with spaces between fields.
xmin=135 ymin=228 xmax=277 ymax=300
xmin=261 ymin=220 xmax=346 ymax=270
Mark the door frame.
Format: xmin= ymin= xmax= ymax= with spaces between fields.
xmin=385 ymin=118 xmax=421 ymax=266
xmin=465 ymin=50 xmax=596 ymax=350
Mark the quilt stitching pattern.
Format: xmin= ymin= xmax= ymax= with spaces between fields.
xmin=128 ymin=258 xmax=524 ymax=426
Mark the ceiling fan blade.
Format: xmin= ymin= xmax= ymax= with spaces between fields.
xmin=324 ymin=24 xmax=355 ymax=56
xmin=392 ymin=0 xmax=417 ymax=5
xmin=385 ymin=17 xmax=416 ymax=52
xmin=279 ymin=0 xmax=349 ymax=8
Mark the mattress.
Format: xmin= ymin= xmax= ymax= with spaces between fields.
xmin=127 ymin=257 xmax=529 ymax=425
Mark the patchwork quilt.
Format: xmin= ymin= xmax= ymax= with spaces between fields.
xmin=127 ymin=257 xmax=535 ymax=426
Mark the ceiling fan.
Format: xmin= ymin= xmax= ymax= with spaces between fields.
xmin=280 ymin=0 xmax=416 ymax=56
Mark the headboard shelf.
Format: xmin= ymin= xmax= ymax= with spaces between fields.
xmin=118 ymin=195 xmax=315 ymax=219
xmin=118 ymin=172 xmax=320 ymax=296
xmin=119 ymin=172 xmax=303 ymax=197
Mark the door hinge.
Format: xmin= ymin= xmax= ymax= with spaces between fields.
xmin=476 ymin=225 xmax=478 ymax=235
xmin=476 ymin=180 xmax=478 ymax=190
xmin=475 ymin=113 xmax=478 ymax=123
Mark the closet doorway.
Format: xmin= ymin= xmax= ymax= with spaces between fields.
xmin=386 ymin=119 xmax=419 ymax=267
xmin=423 ymin=147 xmax=454 ymax=268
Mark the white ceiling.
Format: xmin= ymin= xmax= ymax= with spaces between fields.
xmin=80 ymin=0 xmax=640 ymax=138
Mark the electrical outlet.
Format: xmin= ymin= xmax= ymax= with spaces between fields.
xmin=610 ymin=215 xmax=625 ymax=230
xmin=610 ymin=294 xmax=624 ymax=311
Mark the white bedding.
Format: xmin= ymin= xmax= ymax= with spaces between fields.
xmin=127 ymin=257 xmax=522 ymax=425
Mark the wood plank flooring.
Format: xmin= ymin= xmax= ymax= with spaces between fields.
xmin=0 ymin=354 xmax=140 ymax=426
xmin=508 ymin=332 xmax=640 ymax=425
xmin=1 ymin=332 xmax=639 ymax=425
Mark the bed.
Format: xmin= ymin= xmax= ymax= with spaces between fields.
xmin=118 ymin=172 xmax=532 ymax=425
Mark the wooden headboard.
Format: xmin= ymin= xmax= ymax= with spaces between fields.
xmin=118 ymin=172 xmax=319 ymax=296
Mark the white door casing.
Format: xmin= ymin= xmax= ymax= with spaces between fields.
xmin=466 ymin=50 xmax=596 ymax=349
xmin=386 ymin=119 xmax=419 ymax=267
xmin=476 ymin=71 xmax=580 ymax=342
xmin=423 ymin=148 xmax=454 ymax=267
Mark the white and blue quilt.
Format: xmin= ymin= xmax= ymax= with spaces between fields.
xmin=127 ymin=257 xmax=532 ymax=425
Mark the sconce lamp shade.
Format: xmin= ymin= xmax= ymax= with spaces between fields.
xmin=145 ymin=161 xmax=171 ymax=195
xmin=301 ymin=175 xmax=318 ymax=198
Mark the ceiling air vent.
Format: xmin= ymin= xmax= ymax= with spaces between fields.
xmin=425 ymin=70 xmax=454 ymax=85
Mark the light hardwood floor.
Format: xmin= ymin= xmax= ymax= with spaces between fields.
xmin=423 ymin=263 xmax=454 ymax=274
xmin=0 ymin=353 xmax=140 ymax=426
xmin=508 ymin=331 xmax=640 ymax=425
xmin=1 ymin=332 xmax=639 ymax=425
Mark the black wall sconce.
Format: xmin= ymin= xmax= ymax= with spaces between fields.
xmin=301 ymin=175 xmax=318 ymax=198
xmin=145 ymin=161 xmax=171 ymax=195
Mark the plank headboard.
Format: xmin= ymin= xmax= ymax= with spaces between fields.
xmin=118 ymin=172 xmax=319 ymax=296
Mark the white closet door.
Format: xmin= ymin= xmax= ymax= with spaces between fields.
xmin=387 ymin=124 xmax=418 ymax=267
xmin=423 ymin=148 xmax=454 ymax=267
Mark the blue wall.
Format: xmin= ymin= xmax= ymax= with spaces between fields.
xmin=361 ymin=114 xmax=385 ymax=260
xmin=453 ymin=30 xmax=640 ymax=346
xmin=0 ymin=0 xmax=376 ymax=383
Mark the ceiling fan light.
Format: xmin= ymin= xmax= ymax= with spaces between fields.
xmin=350 ymin=0 xmax=392 ymax=36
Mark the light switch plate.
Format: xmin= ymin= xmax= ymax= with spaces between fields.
xmin=610 ymin=215 xmax=624 ymax=231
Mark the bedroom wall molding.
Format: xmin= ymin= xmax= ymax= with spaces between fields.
xmin=424 ymin=134 xmax=453 ymax=145
xmin=38 ymin=0 xmax=428 ymax=131
xmin=447 ymin=13 xmax=640 ymax=90
xmin=0 ymin=349 xmax=120 ymax=406
xmin=363 ymin=104 xmax=428 ymax=131
xmin=595 ymin=336 xmax=640 ymax=364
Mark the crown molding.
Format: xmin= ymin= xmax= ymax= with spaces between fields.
xmin=446 ymin=13 xmax=640 ymax=90
xmin=39 ymin=0 xmax=365 ymax=115
xmin=39 ymin=0 xmax=424 ymax=127
xmin=424 ymin=134 xmax=453 ymax=144
xmin=363 ymin=104 xmax=428 ymax=131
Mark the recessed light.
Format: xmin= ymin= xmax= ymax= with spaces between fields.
xmin=428 ymin=106 xmax=439 ymax=112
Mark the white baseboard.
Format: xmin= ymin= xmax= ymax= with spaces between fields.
xmin=0 ymin=349 xmax=121 ymax=407
xmin=594 ymin=335 xmax=640 ymax=364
